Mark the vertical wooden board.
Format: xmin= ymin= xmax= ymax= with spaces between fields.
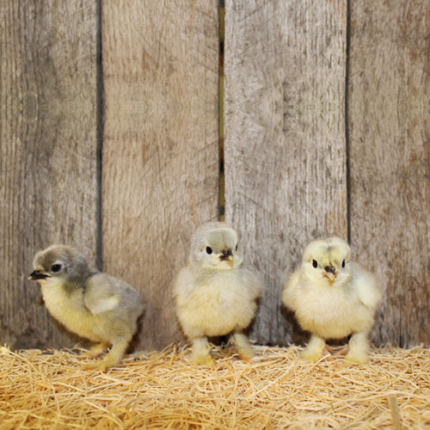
xmin=349 ymin=1 xmax=430 ymax=346
xmin=0 ymin=2 xmax=98 ymax=349
xmin=102 ymin=0 xmax=219 ymax=350
xmin=224 ymin=0 xmax=348 ymax=345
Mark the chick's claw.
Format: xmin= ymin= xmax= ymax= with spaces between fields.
xmin=193 ymin=354 xmax=215 ymax=367
xmin=82 ymin=361 xmax=109 ymax=371
xmin=324 ymin=345 xmax=334 ymax=354
xmin=333 ymin=345 xmax=349 ymax=357
xmin=322 ymin=347 xmax=334 ymax=360
xmin=345 ymin=352 xmax=369 ymax=365
xmin=299 ymin=349 xmax=323 ymax=363
xmin=238 ymin=352 xmax=254 ymax=364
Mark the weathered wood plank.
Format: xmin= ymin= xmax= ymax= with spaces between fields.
xmin=349 ymin=1 xmax=430 ymax=346
xmin=224 ymin=0 xmax=348 ymax=345
xmin=102 ymin=0 xmax=219 ymax=350
xmin=0 ymin=2 xmax=98 ymax=349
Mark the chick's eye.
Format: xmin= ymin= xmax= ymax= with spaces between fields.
xmin=206 ymin=247 xmax=212 ymax=255
xmin=312 ymin=260 xmax=318 ymax=268
xmin=51 ymin=264 xmax=62 ymax=273
xmin=342 ymin=260 xmax=345 ymax=268
xmin=235 ymin=244 xmax=238 ymax=251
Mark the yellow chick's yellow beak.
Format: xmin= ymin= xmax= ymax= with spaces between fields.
xmin=325 ymin=273 xmax=336 ymax=282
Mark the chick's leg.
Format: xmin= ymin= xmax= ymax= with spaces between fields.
xmin=230 ymin=332 xmax=255 ymax=363
xmin=300 ymin=335 xmax=326 ymax=362
xmin=89 ymin=342 xmax=109 ymax=357
xmin=190 ymin=337 xmax=214 ymax=367
xmin=83 ymin=338 xmax=129 ymax=371
xmin=345 ymin=332 xmax=370 ymax=364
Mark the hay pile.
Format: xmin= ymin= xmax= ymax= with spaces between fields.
xmin=1 ymin=344 xmax=429 ymax=429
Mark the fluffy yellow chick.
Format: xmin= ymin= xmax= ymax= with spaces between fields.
xmin=173 ymin=222 xmax=263 ymax=366
xmin=28 ymin=245 xmax=143 ymax=370
xmin=282 ymin=237 xmax=381 ymax=364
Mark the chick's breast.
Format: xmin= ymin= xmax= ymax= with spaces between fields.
xmin=174 ymin=266 xmax=260 ymax=338
xmin=285 ymin=268 xmax=377 ymax=339
xmin=40 ymin=282 xmax=102 ymax=342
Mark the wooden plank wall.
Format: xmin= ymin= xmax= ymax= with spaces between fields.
xmin=0 ymin=1 xmax=99 ymax=349
xmin=101 ymin=0 xmax=220 ymax=350
xmin=1 ymin=0 xmax=429 ymax=350
xmin=349 ymin=1 xmax=430 ymax=346
xmin=224 ymin=0 xmax=348 ymax=346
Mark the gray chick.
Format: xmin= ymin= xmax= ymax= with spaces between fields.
xmin=28 ymin=245 xmax=143 ymax=370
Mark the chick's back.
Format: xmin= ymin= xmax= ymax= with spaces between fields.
xmin=84 ymin=273 xmax=144 ymax=341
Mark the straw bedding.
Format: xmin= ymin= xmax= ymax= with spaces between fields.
xmin=1 ymin=344 xmax=429 ymax=429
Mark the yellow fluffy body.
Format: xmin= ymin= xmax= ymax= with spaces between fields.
xmin=283 ymin=237 xmax=382 ymax=364
xmin=175 ymin=262 xmax=261 ymax=339
xmin=174 ymin=222 xmax=263 ymax=365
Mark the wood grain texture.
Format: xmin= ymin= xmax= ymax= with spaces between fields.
xmin=0 ymin=2 xmax=98 ymax=349
xmin=224 ymin=0 xmax=348 ymax=346
xmin=349 ymin=1 xmax=430 ymax=346
xmin=102 ymin=0 xmax=219 ymax=350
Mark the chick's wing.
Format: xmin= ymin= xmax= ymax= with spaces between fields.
xmin=173 ymin=266 xmax=196 ymax=306
xmin=352 ymin=263 xmax=382 ymax=311
xmin=240 ymin=265 xmax=264 ymax=300
xmin=83 ymin=273 xmax=121 ymax=314
xmin=282 ymin=269 xmax=301 ymax=310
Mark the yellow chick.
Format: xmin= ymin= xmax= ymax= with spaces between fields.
xmin=173 ymin=222 xmax=263 ymax=366
xmin=28 ymin=245 xmax=143 ymax=370
xmin=282 ymin=237 xmax=381 ymax=364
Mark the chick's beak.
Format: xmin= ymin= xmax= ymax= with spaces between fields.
xmin=220 ymin=249 xmax=233 ymax=261
xmin=28 ymin=270 xmax=50 ymax=281
xmin=324 ymin=265 xmax=336 ymax=282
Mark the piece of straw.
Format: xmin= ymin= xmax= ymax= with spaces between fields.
xmin=387 ymin=395 xmax=403 ymax=430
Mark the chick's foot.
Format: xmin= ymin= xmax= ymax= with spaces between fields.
xmin=300 ymin=336 xmax=326 ymax=362
xmin=191 ymin=337 xmax=214 ymax=367
xmin=345 ymin=332 xmax=370 ymax=364
xmin=193 ymin=354 xmax=215 ymax=367
xmin=82 ymin=360 xmax=110 ymax=371
xmin=229 ymin=333 xmax=255 ymax=363
xmin=83 ymin=338 xmax=129 ymax=371
xmin=333 ymin=345 xmax=349 ymax=357
xmin=345 ymin=352 xmax=369 ymax=365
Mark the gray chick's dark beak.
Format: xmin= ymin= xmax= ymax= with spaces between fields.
xmin=220 ymin=249 xmax=233 ymax=261
xmin=28 ymin=270 xmax=50 ymax=281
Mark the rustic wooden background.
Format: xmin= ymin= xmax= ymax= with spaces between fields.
xmin=1 ymin=0 xmax=429 ymax=351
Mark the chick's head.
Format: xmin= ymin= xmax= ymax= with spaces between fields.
xmin=190 ymin=222 xmax=243 ymax=270
xmin=302 ymin=237 xmax=352 ymax=287
xmin=28 ymin=245 xmax=92 ymax=287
